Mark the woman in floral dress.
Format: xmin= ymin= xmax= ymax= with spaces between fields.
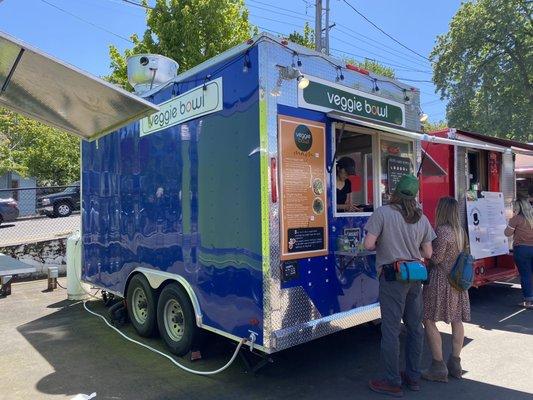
xmin=422 ymin=197 xmax=470 ymax=382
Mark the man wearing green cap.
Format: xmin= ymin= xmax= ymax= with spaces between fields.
xmin=364 ymin=174 xmax=436 ymax=397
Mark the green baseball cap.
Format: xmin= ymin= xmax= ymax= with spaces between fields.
xmin=395 ymin=174 xmax=419 ymax=199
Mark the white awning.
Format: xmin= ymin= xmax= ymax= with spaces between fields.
xmin=328 ymin=112 xmax=509 ymax=153
xmin=0 ymin=31 xmax=159 ymax=140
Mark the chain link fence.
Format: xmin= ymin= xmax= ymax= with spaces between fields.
xmin=0 ymin=185 xmax=81 ymax=247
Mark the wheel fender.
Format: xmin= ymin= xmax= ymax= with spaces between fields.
xmin=126 ymin=267 xmax=203 ymax=327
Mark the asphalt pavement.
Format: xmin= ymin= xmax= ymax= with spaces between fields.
xmin=0 ymin=279 xmax=532 ymax=400
xmin=0 ymin=215 xmax=80 ymax=247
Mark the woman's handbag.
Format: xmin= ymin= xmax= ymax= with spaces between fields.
xmin=394 ymin=260 xmax=428 ymax=283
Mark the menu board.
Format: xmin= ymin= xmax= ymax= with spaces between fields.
xmin=387 ymin=155 xmax=411 ymax=193
xmin=466 ymin=191 xmax=509 ymax=260
xmin=278 ymin=115 xmax=328 ymax=260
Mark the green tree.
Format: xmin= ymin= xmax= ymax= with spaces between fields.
xmin=422 ymin=119 xmax=448 ymax=133
xmin=287 ymin=22 xmax=315 ymax=49
xmin=107 ymin=0 xmax=256 ymax=90
xmin=431 ymin=0 xmax=532 ymax=142
xmin=0 ymin=108 xmax=80 ymax=186
xmin=344 ymin=57 xmax=395 ymax=79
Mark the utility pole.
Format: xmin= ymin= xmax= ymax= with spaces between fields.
xmin=324 ymin=0 xmax=330 ymax=55
xmin=315 ymin=0 xmax=323 ymax=53
xmin=315 ymin=0 xmax=331 ymax=55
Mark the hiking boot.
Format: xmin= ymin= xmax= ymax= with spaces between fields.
xmin=421 ymin=359 xmax=449 ymax=382
xmin=368 ymin=379 xmax=404 ymax=397
xmin=401 ymin=371 xmax=421 ymax=391
xmin=447 ymin=356 xmax=463 ymax=379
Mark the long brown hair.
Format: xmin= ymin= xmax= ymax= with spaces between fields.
xmin=513 ymin=197 xmax=533 ymax=228
xmin=390 ymin=193 xmax=422 ymax=224
xmin=435 ymin=196 xmax=466 ymax=251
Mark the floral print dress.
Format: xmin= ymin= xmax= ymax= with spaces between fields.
xmin=423 ymin=224 xmax=471 ymax=323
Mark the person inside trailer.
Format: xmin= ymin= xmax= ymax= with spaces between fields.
xmin=336 ymin=156 xmax=362 ymax=213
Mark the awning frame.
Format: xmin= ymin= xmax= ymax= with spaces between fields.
xmin=328 ymin=112 xmax=510 ymax=153
xmin=0 ymin=30 xmax=159 ymax=141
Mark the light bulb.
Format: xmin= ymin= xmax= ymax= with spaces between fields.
xmin=419 ymin=113 xmax=429 ymax=123
xmin=297 ymin=75 xmax=310 ymax=89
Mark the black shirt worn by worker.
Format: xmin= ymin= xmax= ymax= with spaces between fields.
xmin=337 ymin=179 xmax=352 ymax=206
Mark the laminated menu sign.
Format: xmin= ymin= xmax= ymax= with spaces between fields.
xmin=387 ymin=155 xmax=411 ymax=193
xmin=466 ymin=191 xmax=509 ymax=260
xmin=278 ymin=115 xmax=328 ymax=260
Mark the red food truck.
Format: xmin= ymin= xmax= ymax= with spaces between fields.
xmin=420 ymin=128 xmax=533 ymax=287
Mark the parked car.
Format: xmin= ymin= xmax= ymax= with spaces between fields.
xmin=37 ymin=182 xmax=80 ymax=218
xmin=0 ymin=198 xmax=20 ymax=225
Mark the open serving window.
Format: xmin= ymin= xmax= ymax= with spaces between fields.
xmin=332 ymin=122 xmax=415 ymax=217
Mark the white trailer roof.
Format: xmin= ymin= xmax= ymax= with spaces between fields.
xmin=0 ymin=31 xmax=159 ymax=141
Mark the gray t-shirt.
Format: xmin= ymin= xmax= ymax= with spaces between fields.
xmin=364 ymin=205 xmax=436 ymax=269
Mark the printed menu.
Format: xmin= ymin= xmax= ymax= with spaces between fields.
xmin=278 ymin=115 xmax=328 ymax=260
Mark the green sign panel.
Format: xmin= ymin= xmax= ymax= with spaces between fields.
xmin=298 ymin=76 xmax=405 ymax=127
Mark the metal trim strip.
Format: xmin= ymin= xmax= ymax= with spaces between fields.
xmin=271 ymin=303 xmax=381 ymax=352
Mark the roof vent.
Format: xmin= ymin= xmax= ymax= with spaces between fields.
xmin=127 ymin=54 xmax=178 ymax=95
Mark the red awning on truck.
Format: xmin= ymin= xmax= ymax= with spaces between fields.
xmin=0 ymin=31 xmax=159 ymax=141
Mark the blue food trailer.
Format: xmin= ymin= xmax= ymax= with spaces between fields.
xmin=1 ymin=31 xmax=503 ymax=356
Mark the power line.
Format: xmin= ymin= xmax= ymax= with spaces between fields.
xmin=122 ymin=0 xmax=153 ymax=9
xmin=250 ymin=14 xmax=431 ymax=75
xmin=396 ymin=78 xmax=434 ymax=83
xmin=341 ymin=0 xmax=430 ymax=61
xmin=248 ymin=0 xmax=432 ymax=68
xmin=39 ymin=0 xmax=133 ymax=43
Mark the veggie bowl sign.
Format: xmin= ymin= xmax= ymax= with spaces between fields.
xmin=298 ymin=75 xmax=405 ymax=127
xmin=140 ymin=77 xmax=223 ymax=136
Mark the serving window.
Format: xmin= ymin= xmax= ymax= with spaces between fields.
xmin=380 ymin=138 xmax=414 ymax=205
xmin=332 ymin=123 xmax=415 ymax=217
xmin=333 ymin=126 xmax=375 ymax=217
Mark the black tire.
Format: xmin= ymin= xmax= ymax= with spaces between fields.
xmin=157 ymin=283 xmax=197 ymax=356
xmin=54 ymin=201 xmax=72 ymax=217
xmin=0 ymin=214 xmax=3 ymax=226
xmin=126 ymin=274 xmax=157 ymax=337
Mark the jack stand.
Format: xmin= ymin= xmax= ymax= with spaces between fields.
xmin=0 ymin=275 xmax=12 ymax=297
xmin=239 ymin=349 xmax=274 ymax=376
xmin=190 ymin=350 xmax=202 ymax=361
xmin=47 ymin=267 xmax=58 ymax=291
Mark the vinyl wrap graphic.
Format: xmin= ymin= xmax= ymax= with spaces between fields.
xmin=278 ymin=115 xmax=328 ymax=260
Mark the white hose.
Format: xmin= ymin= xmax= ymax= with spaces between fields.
xmin=83 ymin=301 xmax=247 ymax=375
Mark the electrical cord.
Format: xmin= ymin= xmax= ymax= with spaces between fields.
xmin=83 ymin=301 xmax=247 ymax=375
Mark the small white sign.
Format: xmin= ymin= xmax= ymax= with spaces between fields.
xmin=140 ymin=77 xmax=223 ymax=136
xmin=466 ymin=191 xmax=509 ymax=260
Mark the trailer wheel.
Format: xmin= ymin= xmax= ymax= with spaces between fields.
xmin=126 ymin=274 xmax=157 ymax=337
xmin=157 ymin=283 xmax=197 ymax=356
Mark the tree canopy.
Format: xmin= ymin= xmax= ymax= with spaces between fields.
xmin=107 ymin=0 xmax=256 ymax=90
xmin=0 ymin=109 xmax=80 ymax=186
xmin=431 ymin=0 xmax=532 ymax=142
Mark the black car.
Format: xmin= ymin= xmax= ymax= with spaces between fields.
xmin=37 ymin=182 xmax=80 ymax=218
xmin=0 ymin=198 xmax=20 ymax=225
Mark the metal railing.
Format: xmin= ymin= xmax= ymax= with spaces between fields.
xmin=0 ymin=185 xmax=81 ymax=247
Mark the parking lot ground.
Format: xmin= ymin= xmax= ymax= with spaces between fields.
xmin=1 ymin=278 xmax=532 ymax=400
xmin=0 ymin=215 xmax=80 ymax=247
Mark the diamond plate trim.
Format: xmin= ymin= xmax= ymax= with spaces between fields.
xmin=271 ymin=302 xmax=381 ymax=352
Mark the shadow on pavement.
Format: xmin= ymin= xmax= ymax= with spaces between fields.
xmin=16 ymin=298 xmax=532 ymax=400
xmin=469 ymin=282 xmax=533 ymax=335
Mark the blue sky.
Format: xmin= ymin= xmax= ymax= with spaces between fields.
xmin=0 ymin=0 xmax=463 ymax=122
